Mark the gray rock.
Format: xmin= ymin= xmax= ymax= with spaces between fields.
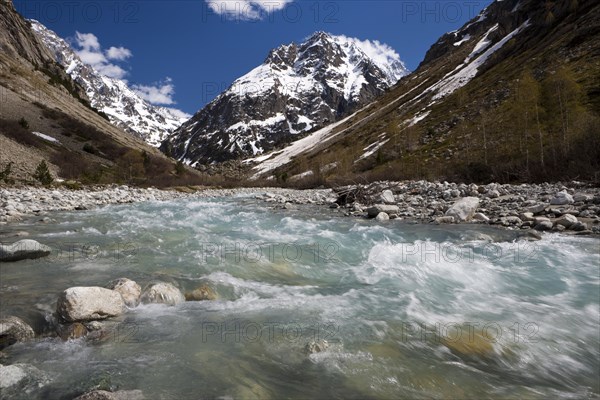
xmin=526 ymin=204 xmax=547 ymax=215
xmin=445 ymin=197 xmax=480 ymax=222
xmin=375 ymin=212 xmax=390 ymax=221
xmin=0 ymin=316 xmax=35 ymax=349
xmin=573 ymin=193 xmax=592 ymax=203
xmin=141 ymin=282 xmax=185 ymax=306
xmin=106 ymin=278 xmax=141 ymax=308
xmin=435 ymin=216 xmax=455 ymax=224
xmin=550 ymin=191 xmax=574 ymax=205
xmin=473 ymin=213 xmax=489 ymax=222
xmin=486 ymin=189 xmax=500 ymax=198
xmin=367 ymin=205 xmax=400 ymax=218
xmin=555 ymin=214 xmax=578 ymax=229
xmin=0 ymin=363 xmax=47 ymax=390
xmin=0 ymin=239 xmax=51 ymax=262
xmin=534 ymin=220 xmax=553 ymax=231
xmin=519 ymin=212 xmax=535 ymax=222
xmin=380 ymin=190 xmax=395 ymax=204
xmin=57 ymin=287 xmax=126 ymax=322
xmin=571 ymin=221 xmax=588 ymax=232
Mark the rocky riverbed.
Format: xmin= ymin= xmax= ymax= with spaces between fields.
xmin=0 ymin=185 xmax=336 ymax=224
xmin=1 ymin=182 xmax=599 ymax=236
xmin=323 ymin=180 xmax=600 ymax=236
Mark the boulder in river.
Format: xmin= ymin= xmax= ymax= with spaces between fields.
xmin=304 ymin=339 xmax=329 ymax=354
xmin=0 ymin=363 xmax=48 ymax=391
xmin=0 ymin=239 xmax=51 ymax=262
xmin=56 ymin=322 xmax=88 ymax=341
xmin=141 ymin=282 xmax=185 ymax=306
xmin=367 ymin=205 xmax=400 ymax=218
xmin=57 ymin=287 xmax=126 ymax=322
xmin=106 ymin=278 xmax=141 ymax=308
xmin=445 ymin=197 xmax=480 ymax=222
xmin=375 ymin=212 xmax=390 ymax=221
xmin=185 ymin=284 xmax=218 ymax=301
xmin=0 ymin=316 xmax=35 ymax=349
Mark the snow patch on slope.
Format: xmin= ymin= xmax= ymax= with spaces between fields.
xmin=430 ymin=21 xmax=529 ymax=100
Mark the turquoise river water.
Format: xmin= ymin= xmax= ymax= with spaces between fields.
xmin=0 ymin=195 xmax=599 ymax=399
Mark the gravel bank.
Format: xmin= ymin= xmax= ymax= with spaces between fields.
xmin=1 ymin=182 xmax=599 ymax=235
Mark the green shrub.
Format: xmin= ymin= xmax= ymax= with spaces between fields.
xmin=33 ymin=160 xmax=54 ymax=185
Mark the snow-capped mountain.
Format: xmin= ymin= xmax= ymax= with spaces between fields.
xmin=29 ymin=20 xmax=188 ymax=146
xmin=162 ymin=31 xmax=409 ymax=165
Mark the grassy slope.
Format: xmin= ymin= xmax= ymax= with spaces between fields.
xmin=265 ymin=0 xmax=600 ymax=185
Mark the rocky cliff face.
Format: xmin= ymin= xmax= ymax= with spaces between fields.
xmin=161 ymin=32 xmax=409 ymax=165
xmin=29 ymin=20 xmax=188 ymax=146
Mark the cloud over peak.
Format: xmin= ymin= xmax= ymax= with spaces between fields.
xmin=132 ymin=77 xmax=177 ymax=106
xmin=72 ymin=31 xmax=130 ymax=79
xmin=206 ymin=0 xmax=293 ymax=20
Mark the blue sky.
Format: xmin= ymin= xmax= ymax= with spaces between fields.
xmin=16 ymin=0 xmax=493 ymax=116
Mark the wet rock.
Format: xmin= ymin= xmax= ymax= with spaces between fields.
xmin=0 ymin=363 xmax=47 ymax=390
xmin=442 ymin=330 xmax=495 ymax=359
xmin=375 ymin=212 xmax=390 ymax=221
xmin=534 ymin=220 xmax=553 ymax=231
xmin=445 ymin=197 xmax=480 ymax=222
xmin=517 ymin=230 xmax=543 ymax=241
xmin=141 ymin=282 xmax=185 ymax=306
xmin=571 ymin=221 xmax=588 ymax=232
xmin=550 ymin=191 xmax=574 ymax=206
xmin=0 ymin=239 xmax=51 ymax=262
xmin=555 ymin=214 xmax=578 ymax=229
xmin=435 ymin=216 xmax=455 ymax=224
xmin=367 ymin=205 xmax=400 ymax=218
xmin=106 ymin=278 xmax=141 ymax=308
xmin=0 ymin=316 xmax=35 ymax=349
xmin=57 ymin=287 xmax=126 ymax=322
xmin=304 ymin=339 xmax=329 ymax=354
xmin=56 ymin=322 xmax=88 ymax=341
xmin=185 ymin=284 xmax=218 ymax=301
xmin=74 ymin=390 xmax=145 ymax=400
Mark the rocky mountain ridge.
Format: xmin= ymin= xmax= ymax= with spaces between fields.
xmin=161 ymin=31 xmax=409 ymax=165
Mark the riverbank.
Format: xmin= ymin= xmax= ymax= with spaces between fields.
xmin=1 ymin=182 xmax=599 ymax=236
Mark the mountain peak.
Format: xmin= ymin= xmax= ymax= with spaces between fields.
xmin=162 ymin=33 xmax=409 ymax=165
xmin=29 ymin=20 xmax=188 ymax=146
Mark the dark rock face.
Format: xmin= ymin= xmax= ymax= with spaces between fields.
xmin=162 ymin=32 xmax=409 ymax=165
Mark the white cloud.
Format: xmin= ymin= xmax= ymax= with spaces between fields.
xmin=75 ymin=32 xmax=100 ymax=51
xmin=335 ymin=34 xmax=409 ymax=81
xmin=206 ymin=0 xmax=293 ymax=20
xmin=106 ymin=46 xmax=132 ymax=61
xmin=163 ymin=107 xmax=192 ymax=121
xmin=132 ymin=78 xmax=177 ymax=105
xmin=72 ymin=31 xmax=131 ymax=79
xmin=71 ymin=32 xmax=184 ymax=108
